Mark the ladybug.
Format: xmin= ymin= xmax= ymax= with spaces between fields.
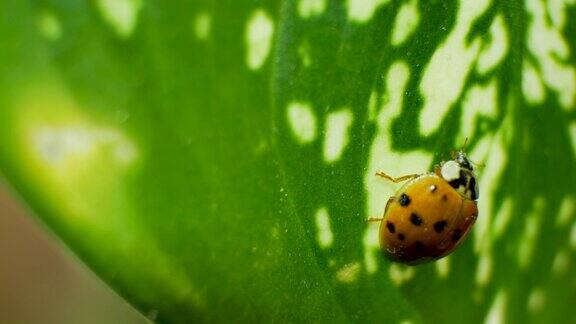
xmin=371 ymin=150 xmax=479 ymax=265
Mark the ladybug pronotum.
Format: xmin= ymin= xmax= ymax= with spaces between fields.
xmin=372 ymin=150 xmax=479 ymax=265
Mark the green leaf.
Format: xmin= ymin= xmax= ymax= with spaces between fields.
xmin=1 ymin=0 xmax=575 ymax=322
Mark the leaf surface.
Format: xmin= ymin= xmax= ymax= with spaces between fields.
xmin=1 ymin=0 xmax=575 ymax=323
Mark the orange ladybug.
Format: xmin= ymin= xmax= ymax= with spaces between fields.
xmin=372 ymin=150 xmax=479 ymax=265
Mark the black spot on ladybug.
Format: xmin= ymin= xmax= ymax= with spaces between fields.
xmin=386 ymin=221 xmax=396 ymax=233
xmin=398 ymin=193 xmax=411 ymax=206
xmin=415 ymin=241 xmax=425 ymax=251
xmin=398 ymin=233 xmax=405 ymax=241
xmin=441 ymin=194 xmax=448 ymax=202
xmin=452 ymin=229 xmax=462 ymax=242
xmin=410 ymin=213 xmax=423 ymax=226
xmin=434 ymin=220 xmax=448 ymax=233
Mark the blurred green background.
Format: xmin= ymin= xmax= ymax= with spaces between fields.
xmin=0 ymin=181 xmax=145 ymax=323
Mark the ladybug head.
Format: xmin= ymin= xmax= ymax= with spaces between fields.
xmin=441 ymin=151 xmax=479 ymax=200
xmin=455 ymin=151 xmax=473 ymax=171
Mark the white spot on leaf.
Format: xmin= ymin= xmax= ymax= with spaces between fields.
xmin=37 ymin=11 xmax=62 ymax=40
xmin=477 ymin=15 xmax=509 ymax=75
xmin=346 ymin=0 xmax=390 ymax=23
xmin=245 ymin=9 xmax=274 ymax=70
xmin=336 ymin=262 xmax=361 ymax=283
xmin=527 ymin=288 xmax=545 ymax=314
xmin=556 ymin=196 xmax=575 ymax=227
xmin=570 ymin=220 xmax=576 ymax=249
xmin=435 ymin=256 xmax=450 ymax=279
xmin=96 ymin=0 xmax=142 ymax=38
xmin=286 ymin=101 xmax=317 ymax=144
xmin=363 ymin=225 xmax=380 ymax=274
xmin=391 ymin=0 xmax=420 ymax=47
xmin=298 ymin=0 xmax=327 ymax=18
xmin=522 ymin=60 xmax=547 ymax=105
xmin=34 ymin=126 xmax=138 ymax=168
xmin=389 ymin=264 xmax=414 ymax=286
xmin=571 ymin=122 xmax=576 ymax=159
xmin=298 ymin=40 xmax=312 ymax=67
xmin=491 ymin=198 xmax=514 ymax=240
xmin=476 ymin=251 xmax=492 ymax=287
xmin=552 ymin=249 xmax=570 ymax=275
xmin=526 ymin=0 xmax=576 ymax=110
xmin=323 ymin=109 xmax=354 ymax=163
xmin=460 ymin=79 xmax=498 ymax=140
xmin=315 ymin=207 xmax=333 ymax=248
xmin=547 ymin=0 xmax=571 ymax=30
xmin=484 ymin=290 xmax=507 ymax=324
xmin=194 ymin=12 xmax=212 ymax=40
xmin=469 ymin=130 xmax=496 ymax=163
xmin=518 ymin=197 xmax=545 ymax=269
xmin=367 ymin=90 xmax=379 ymax=121
xmin=419 ymin=0 xmax=492 ymax=135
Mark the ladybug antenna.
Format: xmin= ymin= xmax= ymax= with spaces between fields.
xmin=461 ymin=137 xmax=469 ymax=152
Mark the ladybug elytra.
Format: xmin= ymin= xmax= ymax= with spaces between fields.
xmin=371 ymin=150 xmax=479 ymax=265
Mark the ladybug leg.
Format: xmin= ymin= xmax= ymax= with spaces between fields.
xmin=375 ymin=171 xmax=418 ymax=183
xmin=366 ymin=197 xmax=394 ymax=223
xmin=434 ymin=165 xmax=442 ymax=176
xmin=384 ymin=196 xmax=394 ymax=210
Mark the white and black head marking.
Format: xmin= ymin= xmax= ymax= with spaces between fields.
xmin=440 ymin=151 xmax=479 ymax=200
